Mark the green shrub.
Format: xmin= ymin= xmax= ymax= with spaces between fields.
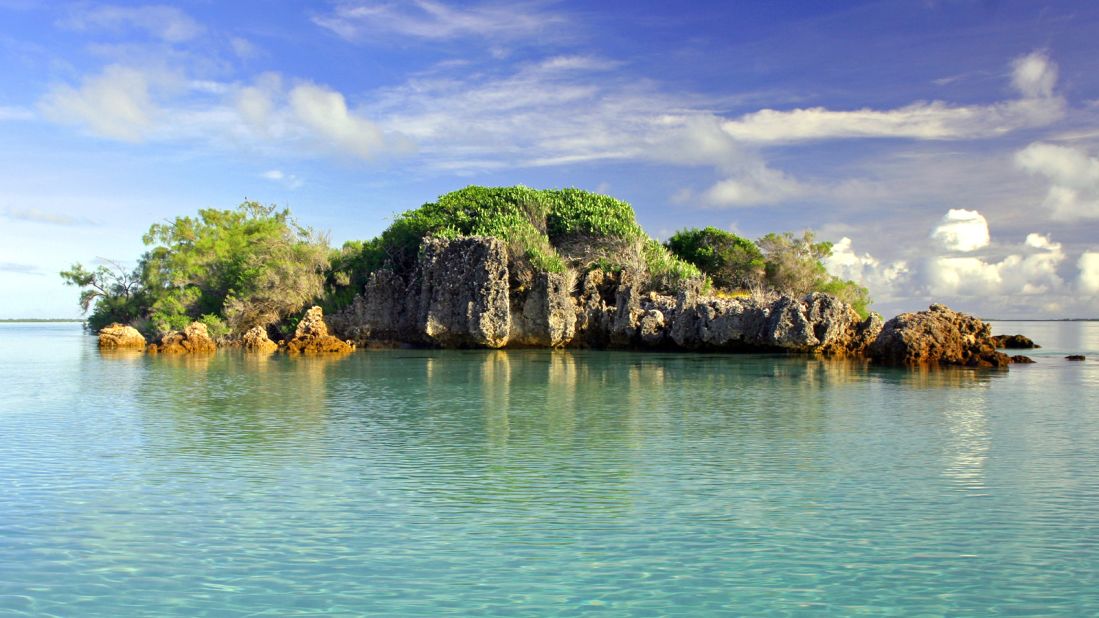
xmin=665 ymin=227 xmax=765 ymax=290
xmin=642 ymin=239 xmax=705 ymax=291
xmin=198 ymin=314 xmax=231 ymax=338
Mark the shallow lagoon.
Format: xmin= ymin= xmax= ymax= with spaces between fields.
xmin=1 ymin=322 xmax=1098 ymax=616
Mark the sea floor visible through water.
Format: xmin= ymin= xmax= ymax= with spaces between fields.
xmin=1 ymin=321 xmax=1097 ymax=616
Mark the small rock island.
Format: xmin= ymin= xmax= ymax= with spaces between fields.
xmin=70 ymin=186 xmax=1018 ymax=367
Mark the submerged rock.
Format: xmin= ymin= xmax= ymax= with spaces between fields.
xmin=241 ymin=325 xmax=278 ymax=353
xmin=1010 ymin=355 xmax=1036 ymax=364
xmin=154 ymin=322 xmax=217 ymax=354
xmin=98 ymin=323 xmax=146 ymax=349
xmin=1066 ymin=355 xmax=1086 ymax=361
xmin=869 ymin=304 xmax=1009 ymax=367
xmin=287 ymin=306 xmax=354 ymax=354
xmin=991 ymin=334 xmax=1040 ymax=349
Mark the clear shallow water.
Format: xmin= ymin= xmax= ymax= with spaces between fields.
xmin=1 ymin=322 xmax=1098 ymax=616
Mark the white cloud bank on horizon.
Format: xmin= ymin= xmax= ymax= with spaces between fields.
xmin=824 ymin=209 xmax=1099 ymax=316
xmin=1015 ymin=142 xmax=1099 ymax=221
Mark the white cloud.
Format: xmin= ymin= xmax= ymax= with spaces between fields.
xmin=261 ymin=169 xmax=303 ymax=189
xmin=313 ymin=0 xmax=566 ymax=43
xmin=0 ymin=106 xmax=34 ymax=121
xmin=701 ymin=164 xmax=807 ymax=206
xmin=2 ymin=207 xmax=97 ymax=226
xmin=1015 ymin=142 xmax=1099 ymax=220
xmin=289 ymin=82 xmax=387 ymax=159
xmin=38 ymin=65 xmax=169 ymax=142
xmin=1079 ymin=251 xmax=1099 ymax=294
xmin=824 ymin=237 xmax=910 ymax=300
xmin=722 ymin=51 xmax=1064 ymax=143
xmin=925 ymin=233 xmax=1066 ymax=297
xmin=58 ymin=4 xmax=204 ymax=43
xmin=930 ymin=209 xmax=990 ymax=252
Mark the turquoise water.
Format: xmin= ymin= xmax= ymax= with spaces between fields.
xmin=1 ymin=322 xmax=1098 ymax=616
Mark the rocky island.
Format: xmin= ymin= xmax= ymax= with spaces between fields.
xmin=71 ymin=186 xmax=1018 ymax=367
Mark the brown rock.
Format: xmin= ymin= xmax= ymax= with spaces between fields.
xmin=287 ymin=306 xmax=354 ymax=354
xmin=991 ymin=334 xmax=1040 ymax=349
xmin=157 ymin=322 xmax=217 ymax=354
xmin=241 ymin=325 xmax=278 ymax=353
xmin=868 ymin=304 xmax=1010 ymax=367
xmin=1010 ymin=355 xmax=1035 ymax=364
xmin=1066 ymin=355 xmax=1086 ymax=361
xmin=98 ymin=323 xmax=146 ymax=349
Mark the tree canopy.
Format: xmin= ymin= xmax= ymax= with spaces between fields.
xmin=665 ymin=227 xmax=765 ymax=290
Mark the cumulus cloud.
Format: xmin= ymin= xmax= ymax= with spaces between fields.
xmin=1079 ymin=252 xmax=1099 ymax=294
xmin=38 ymin=65 xmax=167 ymax=142
xmin=313 ymin=0 xmax=566 ymax=43
xmin=1015 ymin=142 xmax=1099 ymax=220
xmin=925 ymin=233 xmax=1066 ymax=297
xmin=58 ymin=4 xmax=204 ymax=43
xmin=930 ymin=209 xmax=990 ymax=252
xmin=722 ymin=51 xmax=1064 ymax=143
xmin=824 ymin=237 xmax=910 ymax=299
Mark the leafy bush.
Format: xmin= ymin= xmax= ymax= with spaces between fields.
xmin=642 ymin=239 xmax=705 ymax=291
xmin=545 ymin=189 xmax=643 ymax=241
xmin=665 ymin=227 xmax=765 ymax=290
xmin=758 ymin=231 xmax=873 ymax=317
xmin=198 ymin=314 xmax=231 ymax=339
xmin=60 ymin=260 xmax=145 ymax=332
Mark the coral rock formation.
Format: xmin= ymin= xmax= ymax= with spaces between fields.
xmin=287 ymin=306 xmax=354 ymax=354
xmin=98 ymin=323 xmax=146 ymax=349
xmin=152 ymin=322 xmax=217 ymax=354
xmin=991 ymin=334 xmax=1039 ymax=349
xmin=241 ymin=326 xmax=278 ymax=353
xmin=868 ymin=304 xmax=1010 ymax=367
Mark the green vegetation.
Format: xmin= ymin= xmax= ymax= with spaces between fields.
xmin=63 ymin=201 xmax=329 ymax=337
xmin=63 ymin=186 xmax=873 ymax=337
xmin=665 ymin=227 xmax=765 ymax=290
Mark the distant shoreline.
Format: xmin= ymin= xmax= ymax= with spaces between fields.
xmin=0 ymin=319 xmax=84 ymax=323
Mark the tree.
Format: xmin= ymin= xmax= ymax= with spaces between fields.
xmin=665 ymin=227 xmax=765 ymax=290
xmin=757 ymin=231 xmax=833 ymax=296
xmin=60 ymin=260 xmax=145 ymax=332
xmin=757 ymin=231 xmax=872 ymax=318
xmin=140 ymin=201 xmax=329 ymax=334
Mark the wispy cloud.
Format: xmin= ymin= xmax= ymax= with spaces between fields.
xmin=38 ymin=64 xmax=175 ymax=142
xmin=57 ymin=4 xmax=204 ymax=43
xmin=722 ymin=51 xmax=1064 ymax=144
xmin=2 ymin=207 xmax=98 ymax=226
xmin=313 ymin=0 xmax=567 ymax=43
xmin=0 ymin=262 xmax=41 ymax=275
xmin=261 ymin=169 xmax=304 ymax=189
xmin=0 ymin=105 xmax=34 ymax=121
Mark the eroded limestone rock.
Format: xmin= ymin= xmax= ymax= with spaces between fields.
xmin=154 ymin=322 xmax=217 ymax=354
xmin=417 ymin=237 xmax=511 ymax=348
xmin=869 ymin=304 xmax=1009 ymax=367
xmin=287 ymin=306 xmax=354 ymax=354
xmin=241 ymin=326 xmax=278 ymax=353
xmin=98 ymin=323 xmax=146 ymax=349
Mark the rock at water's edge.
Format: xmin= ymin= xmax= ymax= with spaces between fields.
xmin=287 ymin=306 xmax=354 ymax=354
xmin=991 ymin=334 xmax=1040 ymax=349
xmin=1010 ymin=355 xmax=1035 ymax=364
xmin=155 ymin=321 xmax=217 ymax=354
xmin=1066 ymin=354 xmax=1086 ymax=361
xmin=869 ymin=304 xmax=1009 ymax=367
xmin=98 ymin=323 xmax=146 ymax=349
xmin=241 ymin=325 xmax=278 ymax=353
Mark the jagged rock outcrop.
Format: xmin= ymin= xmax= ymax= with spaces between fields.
xmin=98 ymin=323 xmax=146 ymax=349
xmin=868 ymin=304 xmax=1010 ymax=367
xmin=241 ymin=326 xmax=278 ymax=353
xmin=509 ymin=271 xmax=577 ymax=347
xmin=152 ymin=322 xmax=217 ymax=354
xmin=287 ymin=306 xmax=354 ymax=354
xmin=417 ymin=237 xmax=511 ymax=348
xmin=668 ymin=291 xmax=880 ymax=355
xmin=991 ymin=334 xmax=1039 ymax=349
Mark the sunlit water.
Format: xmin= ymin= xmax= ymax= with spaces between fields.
xmin=1 ymin=322 xmax=1097 ymax=616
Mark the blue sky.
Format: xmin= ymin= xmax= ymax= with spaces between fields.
xmin=2 ymin=0 xmax=1098 ymax=319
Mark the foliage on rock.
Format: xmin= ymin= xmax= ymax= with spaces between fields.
xmin=665 ymin=227 xmax=765 ymax=291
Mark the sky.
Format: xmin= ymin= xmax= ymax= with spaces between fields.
xmin=1 ymin=0 xmax=1098 ymax=319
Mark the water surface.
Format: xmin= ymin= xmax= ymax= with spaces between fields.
xmin=1 ymin=322 xmax=1097 ymax=615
